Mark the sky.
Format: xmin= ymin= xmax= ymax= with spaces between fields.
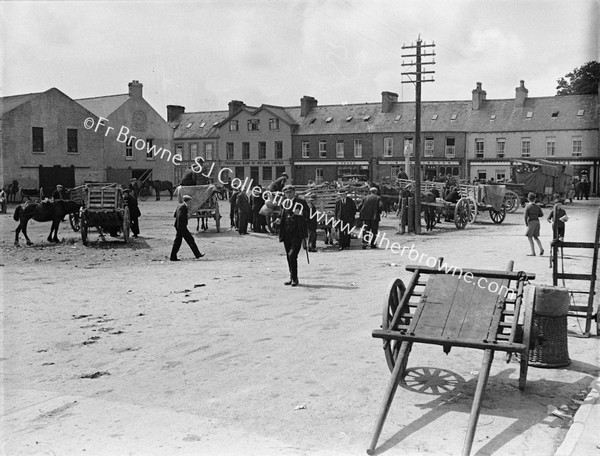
xmin=1 ymin=0 xmax=598 ymax=118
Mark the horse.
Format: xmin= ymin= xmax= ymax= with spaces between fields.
xmin=148 ymin=180 xmax=175 ymax=201
xmin=6 ymin=180 xmax=19 ymax=203
xmin=13 ymin=200 xmax=81 ymax=246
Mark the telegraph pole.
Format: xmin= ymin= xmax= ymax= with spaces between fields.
xmin=402 ymin=36 xmax=435 ymax=235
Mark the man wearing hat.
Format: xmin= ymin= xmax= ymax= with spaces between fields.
xmin=123 ymin=189 xmax=141 ymax=237
xmin=305 ymin=193 xmax=318 ymax=252
xmin=335 ymin=188 xmax=357 ymax=250
xmin=52 ymin=184 xmax=66 ymax=201
xmin=268 ymin=172 xmax=289 ymax=193
xmin=278 ymin=185 xmax=308 ymax=286
xmin=170 ymin=195 xmax=205 ymax=261
xmin=358 ymin=187 xmax=383 ymax=249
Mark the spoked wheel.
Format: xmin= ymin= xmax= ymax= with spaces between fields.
xmin=454 ymin=198 xmax=471 ymax=229
xmin=382 ymin=279 xmax=411 ymax=375
xmin=489 ymin=205 xmax=506 ymax=224
xmin=122 ymin=207 xmax=130 ymax=243
xmin=69 ymin=212 xmax=81 ymax=232
xmin=504 ymin=191 xmax=519 ymax=213
xmin=138 ymin=188 xmax=150 ymax=202
xmin=81 ymin=213 xmax=89 ymax=246
xmin=466 ymin=197 xmax=478 ymax=223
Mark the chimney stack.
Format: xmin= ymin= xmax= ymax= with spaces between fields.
xmin=228 ymin=100 xmax=245 ymax=116
xmin=471 ymin=82 xmax=486 ymax=110
xmin=515 ymin=80 xmax=528 ymax=107
xmin=381 ymin=91 xmax=399 ymax=113
xmin=128 ymin=80 xmax=143 ymax=99
xmin=167 ymin=105 xmax=185 ymax=123
xmin=300 ymin=95 xmax=318 ymax=117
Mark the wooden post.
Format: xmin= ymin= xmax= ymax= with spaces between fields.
xmin=407 ymin=197 xmax=414 ymax=233
xmin=400 ymin=197 xmax=407 ymax=234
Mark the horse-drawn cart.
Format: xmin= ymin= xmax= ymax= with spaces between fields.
xmin=78 ymin=183 xmax=130 ymax=245
xmin=368 ymin=260 xmax=536 ymax=456
xmin=179 ymin=184 xmax=221 ymax=232
xmin=458 ymin=183 xmax=507 ymax=225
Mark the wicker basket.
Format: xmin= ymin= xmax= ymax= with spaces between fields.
xmin=528 ymin=285 xmax=571 ymax=368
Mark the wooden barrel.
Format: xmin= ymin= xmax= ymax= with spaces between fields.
xmin=529 ymin=286 xmax=571 ymax=368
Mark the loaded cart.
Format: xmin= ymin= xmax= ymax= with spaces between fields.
xmin=367 ymin=260 xmax=535 ymax=456
xmin=179 ymin=184 xmax=221 ymax=232
xmin=79 ymin=183 xmax=130 ymax=245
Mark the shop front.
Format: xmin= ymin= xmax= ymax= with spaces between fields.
xmin=293 ymin=160 xmax=370 ymax=184
xmin=221 ymin=159 xmax=290 ymax=187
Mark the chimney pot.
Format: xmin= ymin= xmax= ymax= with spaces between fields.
xmin=381 ymin=91 xmax=399 ymax=113
xmin=300 ymin=95 xmax=318 ymax=117
xmin=128 ymin=80 xmax=143 ymax=99
xmin=167 ymin=105 xmax=185 ymax=123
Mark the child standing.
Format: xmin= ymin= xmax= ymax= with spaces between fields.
xmin=524 ymin=192 xmax=544 ymax=256
xmin=547 ymin=198 xmax=568 ymax=242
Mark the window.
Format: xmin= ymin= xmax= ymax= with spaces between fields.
xmin=346 ymin=116 xmax=353 ymax=122
xmin=490 ymin=114 xmax=496 ymax=121
xmin=229 ymin=120 xmax=238 ymax=131
xmin=431 ymin=114 xmax=438 ymax=120
xmin=572 ymin=137 xmax=582 ymax=157
xmin=199 ymin=122 xmax=206 ymax=128
xmin=275 ymin=166 xmax=286 ymax=177
xmin=315 ymin=168 xmax=324 ymax=184
xmin=145 ymin=139 xmax=154 ymax=159
xmin=247 ymin=119 xmax=260 ymax=131
xmin=67 ymin=129 xmax=78 ymax=153
xmin=521 ymin=138 xmax=531 ymax=158
xmin=263 ymin=166 xmax=273 ymax=181
xmin=275 ymin=141 xmax=283 ymax=159
xmin=242 ymin=142 xmax=250 ymax=160
xmin=319 ymin=140 xmax=327 ymax=158
xmin=32 ymin=127 xmax=44 ymax=152
xmin=404 ymin=138 xmax=414 ymax=157
xmin=190 ymin=143 xmax=198 ymax=160
xmin=258 ymin=142 xmax=266 ymax=159
xmin=353 ymin=139 xmax=362 ymax=158
xmin=526 ymin=111 xmax=533 ymax=118
xmin=205 ymin=143 xmax=214 ymax=160
xmin=477 ymin=171 xmax=487 ymax=181
xmin=226 ymin=142 xmax=234 ymax=160
xmin=325 ymin=117 xmax=333 ymax=123
xmin=269 ymin=118 xmax=279 ymax=130
xmin=235 ymin=166 xmax=245 ymax=179
xmin=450 ymin=114 xmax=458 ymax=121
xmin=185 ymin=122 xmax=193 ymax=129
xmin=424 ymin=138 xmax=434 ymax=157
xmin=577 ymin=109 xmax=584 ymax=116
xmin=495 ymin=170 xmax=506 ymax=181
xmin=302 ymin=141 xmax=310 ymax=158
xmin=395 ymin=115 xmax=402 ymax=121
xmin=551 ymin=110 xmax=559 ymax=118
xmin=445 ymin=137 xmax=455 ymax=157
xmin=475 ymin=139 xmax=484 ymax=158
xmin=496 ymin=138 xmax=506 ymax=158
xmin=126 ymin=137 xmax=135 ymax=159
xmin=336 ymin=140 xmax=344 ymax=158
xmin=383 ymin=137 xmax=394 ymax=157
xmin=546 ymin=137 xmax=556 ymax=157
xmin=363 ymin=115 xmax=371 ymax=121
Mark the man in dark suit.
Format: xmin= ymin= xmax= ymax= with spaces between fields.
xmin=123 ymin=189 xmax=141 ymax=237
xmin=236 ymin=190 xmax=251 ymax=235
xmin=170 ymin=195 xmax=205 ymax=261
xmin=335 ymin=189 xmax=357 ymax=250
xmin=52 ymin=184 xmax=66 ymax=201
xmin=358 ymin=187 xmax=383 ymax=249
xmin=278 ymin=185 xmax=308 ymax=286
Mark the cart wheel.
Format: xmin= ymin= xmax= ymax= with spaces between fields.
xmin=382 ymin=279 xmax=411 ymax=374
xmin=138 ymin=188 xmax=150 ymax=202
xmin=518 ymin=298 xmax=534 ymax=391
xmin=122 ymin=207 xmax=130 ymax=243
xmin=489 ymin=205 xmax=506 ymax=224
xmin=467 ymin=197 xmax=478 ymax=223
xmin=504 ymin=191 xmax=519 ymax=213
xmin=69 ymin=212 xmax=81 ymax=232
xmin=81 ymin=213 xmax=89 ymax=246
xmin=454 ymin=198 xmax=470 ymax=229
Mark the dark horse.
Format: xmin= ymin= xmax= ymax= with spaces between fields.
xmin=14 ymin=200 xmax=81 ymax=246
xmin=148 ymin=180 xmax=175 ymax=201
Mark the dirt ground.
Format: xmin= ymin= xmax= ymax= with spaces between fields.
xmin=2 ymin=195 xmax=599 ymax=456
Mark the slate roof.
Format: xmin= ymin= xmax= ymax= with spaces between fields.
xmin=76 ymin=94 xmax=130 ymax=118
xmin=171 ymin=111 xmax=229 ymax=140
xmin=295 ymin=93 xmax=597 ymax=135
xmin=0 ymin=92 xmax=42 ymax=116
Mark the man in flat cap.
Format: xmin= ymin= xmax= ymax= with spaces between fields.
xmin=335 ymin=188 xmax=357 ymax=250
xmin=278 ymin=185 xmax=308 ymax=286
xmin=358 ymin=187 xmax=383 ymax=249
xmin=52 ymin=184 xmax=65 ymax=201
xmin=123 ymin=189 xmax=141 ymax=237
xmin=170 ymin=195 xmax=205 ymax=261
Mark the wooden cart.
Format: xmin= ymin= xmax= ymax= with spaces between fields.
xmin=79 ymin=183 xmax=130 ymax=245
xmin=367 ymin=260 xmax=535 ymax=456
xmin=179 ymin=184 xmax=221 ymax=233
xmin=458 ymin=183 xmax=507 ymax=224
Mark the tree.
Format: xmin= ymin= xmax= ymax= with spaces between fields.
xmin=556 ymin=61 xmax=599 ymax=95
